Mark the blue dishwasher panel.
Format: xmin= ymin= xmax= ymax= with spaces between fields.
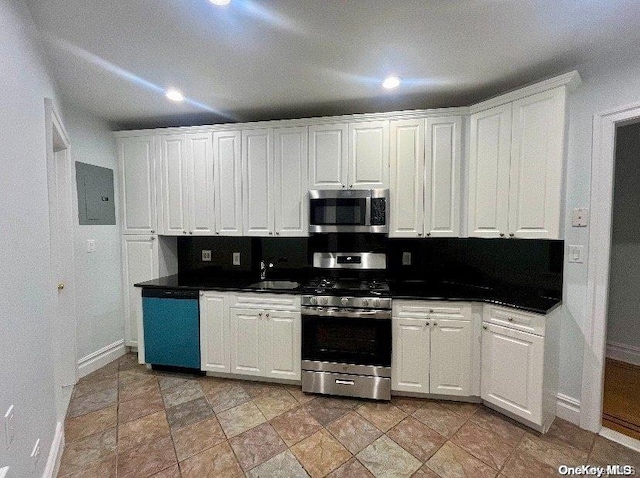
xmin=142 ymin=295 xmax=200 ymax=369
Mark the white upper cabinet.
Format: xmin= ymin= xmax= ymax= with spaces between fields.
xmin=118 ymin=136 xmax=157 ymax=235
xmin=159 ymin=134 xmax=189 ymax=235
xmin=390 ymin=116 xmax=461 ymax=238
xmin=213 ymin=130 xmax=243 ymax=236
xmin=186 ymin=133 xmax=215 ymax=235
xmin=468 ymin=86 xmax=567 ymax=239
xmin=425 ymin=117 xmax=461 ymax=237
xmin=160 ymin=133 xmax=215 ymax=236
xmin=348 ymin=120 xmax=389 ymax=189
xmin=242 ymin=129 xmax=274 ymax=236
xmin=390 ymin=119 xmax=425 ymax=238
xmin=309 ymin=123 xmax=348 ymax=189
xmin=468 ymin=105 xmax=512 ymax=238
xmin=509 ymin=88 xmax=566 ymax=239
xmin=274 ymin=127 xmax=309 ymax=236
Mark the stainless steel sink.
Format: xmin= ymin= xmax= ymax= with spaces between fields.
xmin=247 ymin=280 xmax=300 ymax=290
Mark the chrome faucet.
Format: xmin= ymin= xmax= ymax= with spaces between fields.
xmin=260 ymin=257 xmax=287 ymax=280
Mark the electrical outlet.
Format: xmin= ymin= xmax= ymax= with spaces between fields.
xmin=572 ymin=208 xmax=589 ymax=227
xmin=86 ymin=239 xmax=96 ymax=253
xmin=4 ymin=405 xmax=14 ymax=449
xmin=232 ymin=252 xmax=241 ymax=266
xmin=201 ymin=250 xmax=212 ymax=262
xmin=30 ymin=439 xmax=41 ymax=469
xmin=402 ymin=252 xmax=412 ymax=266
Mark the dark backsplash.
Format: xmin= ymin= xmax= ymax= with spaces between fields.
xmin=178 ymin=236 xmax=563 ymax=298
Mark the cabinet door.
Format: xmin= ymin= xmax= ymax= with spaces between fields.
xmin=425 ymin=117 xmax=461 ymax=237
xmin=213 ymin=131 xmax=243 ymax=235
xmin=264 ymin=310 xmax=301 ymax=380
xmin=200 ymin=293 xmax=229 ymax=372
xmin=309 ymin=123 xmax=348 ymax=189
xmin=389 ymin=119 xmax=424 ymax=238
xmin=392 ymin=318 xmax=430 ymax=393
xmin=186 ymin=132 xmax=215 ymax=235
xmin=159 ymin=134 xmax=188 ymax=236
xmin=122 ymin=235 xmax=158 ymax=346
xmin=230 ymin=308 xmax=264 ymax=376
xmin=118 ymin=136 xmax=157 ymax=234
xmin=349 ymin=120 xmax=389 ymax=189
xmin=430 ymin=318 xmax=472 ymax=396
xmin=468 ymin=105 xmax=512 ymax=238
xmin=481 ymin=323 xmax=544 ymax=425
xmin=509 ymin=88 xmax=566 ymax=239
xmin=242 ymin=129 xmax=273 ymax=236
xmin=274 ymin=127 xmax=308 ymax=237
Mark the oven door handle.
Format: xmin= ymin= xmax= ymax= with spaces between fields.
xmin=301 ymin=306 xmax=391 ymax=319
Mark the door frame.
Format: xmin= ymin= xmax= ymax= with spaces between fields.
xmin=45 ymin=99 xmax=78 ymax=418
xmin=581 ymin=101 xmax=640 ymax=434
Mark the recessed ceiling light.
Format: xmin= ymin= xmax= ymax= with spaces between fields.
xmin=209 ymin=0 xmax=231 ymax=5
xmin=382 ymin=76 xmax=401 ymax=89
xmin=165 ymin=89 xmax=184 ymax=102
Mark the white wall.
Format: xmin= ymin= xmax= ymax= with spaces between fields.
xmin=606 ymin=122 xmax=640 ymax=363
xmin=65 ymin=105 xmax=124 ymax=364
xmin=0 ymin=0 xmax=63 ymax=474
xmin=559 ymin=51 xmax=640 ymax=402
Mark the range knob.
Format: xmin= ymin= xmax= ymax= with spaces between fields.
xmin=373 ymin=298 xmax=381 ymax=308
xmin=341 ymin=297 xmax=350 ymax=306
xmin=319 ymin=297 xmax=328 ymax=305
xmin=362 ymin=299 xmax=369 ymax=307
xmin=310 ymin=297 xmax=317 ymax=305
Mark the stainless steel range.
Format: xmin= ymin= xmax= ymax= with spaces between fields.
xmin=301 ymin=252 xmax=392 ymax=400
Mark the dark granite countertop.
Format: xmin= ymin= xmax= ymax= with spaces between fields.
xmin=135 ymin=272 xmax=561 ymax=314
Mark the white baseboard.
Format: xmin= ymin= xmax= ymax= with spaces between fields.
xmin=43 ymin=421 xmax=64 ymax=478
xmin=557 ymin=393 xmax=581 ymax=425
xmin=77 ymin=339 xmax=126 ymax=378
xmin=606 ymin=342 xmax=640 ymax=366
xmin=600 ymin=427 xmax=640 ymax=453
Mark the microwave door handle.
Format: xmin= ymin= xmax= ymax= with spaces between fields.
xmin=365 ymin=196 xmax=371 ymax=226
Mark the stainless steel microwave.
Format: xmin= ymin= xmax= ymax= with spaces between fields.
xmin=309 ymin=189 xmax=389 ymax=233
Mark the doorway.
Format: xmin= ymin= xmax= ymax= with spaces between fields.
xmin=45 ymin=99 xmax=78 ymax=422
xmin=601 ymin=120 xmax=640 ymax=440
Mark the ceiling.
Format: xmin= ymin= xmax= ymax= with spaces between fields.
xmin=26 ymin=0 xmax=640 ymax=129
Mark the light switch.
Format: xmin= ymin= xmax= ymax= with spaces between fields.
xmin=87 ymin=239 xmax=96 ymax=253
xmin=572 ymin=208 xmax=589 ymax=227
xmin=402 ymin=252 xmax=411 ymax=266
xmin=568 ymin=245 xmax=584 ymax=263
xmin=233 ymin=252 xmax=241 ymax=266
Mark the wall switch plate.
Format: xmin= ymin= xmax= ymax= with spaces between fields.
xmin=402 ymin=252 xmax=412 ymax=266
xmin=232 ymin=252 xmax=241 ymax=266
xmin=4 ymin=405 xmax=14 ymax=449
xmin=201 ymin=250 xmax=212 ymax=262
xmin=86 ymin=239 xmax=96 ymax=253
xmin=568 ymin=245 xmax=584 ymax=263
xmin=572 ymin=208 xmax=589 ymax=227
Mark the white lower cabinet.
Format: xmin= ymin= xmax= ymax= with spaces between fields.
xmin=392 ymin=301 xmax=475 ymax=397
xmin=480 ymin=304 xmax=557 ymax=431
xmin=200 ymin=292 xmax=230 ymax=373
xmin=200 ymin=293 xmax=301 ymax=380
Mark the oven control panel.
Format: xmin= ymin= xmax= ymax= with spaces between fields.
xmin=302 ymin=295 xmax=391 ymax=310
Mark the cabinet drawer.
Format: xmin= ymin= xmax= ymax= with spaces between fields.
xmin=230 ymin=293 xmax=300 ymax=311
xmin=393 ymin=300 xmax=471 ymax=320
xmin=483 ymin=305 xmax=545 ymax=336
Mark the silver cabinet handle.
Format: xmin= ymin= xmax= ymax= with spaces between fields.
xmin=499 ymin=232 xmax=505 ymax=237
xmin=265 ymin=313 xmax=269 ymax=318
xmin=183 ymin=230 xmax=187 ymax=234
xmin=151 ymin=236 xmax=155 ymax=241
xmin=335 ymin=379 xmax=354 ymax=385
xmin=426 ymin=232 xmax=431 ymax=236
xmin=429 ymin=309 xmax=434 ymax=313
xmin=425 ymin=321 xmax=430 ymax=326
xmin=275 ymin=232 xmax=280 ymax=235
xmin=418 ymin=233 xmax=423 ymax=236
xmin=258 ymin=312 xmax=263 ymax=318
xmin=199 ymin=291 xmax=204 ymax=297
xmin=189 ymin=231 xmax=193 ymax=234
xmin=150 ymin=230 xmax=155 ymax=233
xmin=509 ymin=233 xmax=515 ymax=237
xmin=483 ymin=325 xmax=488 ymax=330
xmin=508 ymin=317 xmax=514 ymax=322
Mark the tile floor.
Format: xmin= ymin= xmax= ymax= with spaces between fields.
xmin=58 ymin=353 xmax=640 ymax=477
